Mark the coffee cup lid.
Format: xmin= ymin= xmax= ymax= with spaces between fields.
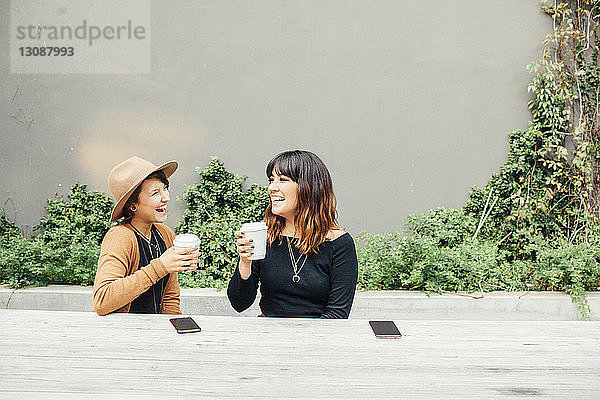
xmin=173 ymin=233 xmax=200 ymax=247
xmin=241 ymin=222 xmax=267 ymax=232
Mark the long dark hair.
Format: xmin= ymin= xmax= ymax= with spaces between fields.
xmin=265 ymin=150 xmax=339 ymax=254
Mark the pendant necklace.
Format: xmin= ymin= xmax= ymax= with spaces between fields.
xmin=130 ymin=223 xmax=163 ymax=313
xmin=287 ymin=237 xmax=307 ymax=283
xmin=130 ymin=223 xmax=161 ymax=257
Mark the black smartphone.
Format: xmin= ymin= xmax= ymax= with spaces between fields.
xmin=369 ymin=320 xmax=402 ymax=339
xmin=170 ymin=317 xmax=201 ymax=334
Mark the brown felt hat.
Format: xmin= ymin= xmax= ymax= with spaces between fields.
xmin=107 ymin=156 xmax=178 ymax=222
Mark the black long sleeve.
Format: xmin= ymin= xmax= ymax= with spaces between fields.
xmin=227 ymin=233 xmax=358 ymax=318
xmin=227 ymin=261 xmax=260 ymax=313
xmin=319 ymin=233 xmax=358 ymax=318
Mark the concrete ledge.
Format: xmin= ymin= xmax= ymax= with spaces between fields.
xmin=1 ymin=285 xmax=598 ymax=320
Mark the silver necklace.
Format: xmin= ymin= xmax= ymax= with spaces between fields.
xmin=287 ymin=237 xmax=307 ymax=283
xmin=130 ymin=223 xmax=160 ymax=257
xmin=130 ymin=223 xmax=163 ymax=313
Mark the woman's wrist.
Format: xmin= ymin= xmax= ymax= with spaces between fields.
xmin=238 ymin=259 xmax=252 ymax=280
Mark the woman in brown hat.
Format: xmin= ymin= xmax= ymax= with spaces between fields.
xmin=93 ymin=156 xmax=199 ymax=316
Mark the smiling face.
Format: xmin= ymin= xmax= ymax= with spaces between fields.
xmin=264 ymin=150 xmax=338 ymax=251
xmin=268 ymin=171 xmax=299 ymax=222
xmin=130 ymin=178 xmax=170 ymax=225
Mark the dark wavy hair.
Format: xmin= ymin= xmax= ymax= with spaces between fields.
xmin=264 ymin=150 xmax=339 ymax=254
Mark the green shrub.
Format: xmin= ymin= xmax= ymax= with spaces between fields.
xmin=35 ymin=183 xmax=114 ymax=245
xmin=357 ymin=230 xmax=505 ymax=292
xmin=0 ymin=232 xmax=101 ymax=288
xmin=0 ymin=184 xmax=113 ymax=288
xmin=0 ymin=210 xmax=20 ymax=242
xmin=0 ymin=234 xmax=41 ymax=287
xmin=357 ymin=223 xmax=600 ymax=318
xmin=357 ymin=231 xmax=419 ymax=290
xmin=407 ymin=208 xmax=477 ymax=248
xmin=177 ymin=157 xmax=269 ymax=289
xmin=530 ymin=238 xmax=600 ymax=319
xmin=443 ymin=239 xmax=509 ymax=292
xmin=0 ymin=211 xmax=21 ymax=285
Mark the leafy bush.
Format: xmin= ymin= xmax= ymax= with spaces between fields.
xmin=0 ymin=184 xmax=113 ymax=288
xmin=36 ymin=183 xmax=114 ymax=245
xmin=357 ymin=211 xmax=508 ymax=293
xmin=176 ymin=157 xmax=269 ymax=289
xmin=0 ymin=211 xmax=21 ymax=284
xmin=357 ymin=231 xmax=442 ymax=291
xmin=0 ymin=234 xmax=43 ymax=287
xmin=0 ymin=210 xmax=20 ymax=242
xmin=530 ymin=238 xmax=600 ymax=319
xmin=357 ymin=217 xmax=600 ymax=318
xmin=406 ymin=208 xmax=477 ymax=248
xmin=0 ymin=232 xmax=101 ymax=288
xmin=358 ymin=230 xmax=600 ymax=288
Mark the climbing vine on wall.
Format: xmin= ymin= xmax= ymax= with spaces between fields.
xmin=463 ymin=0 xmax=600 ymax=250
xmin=541 ymin=0 xmax=600 ymax=239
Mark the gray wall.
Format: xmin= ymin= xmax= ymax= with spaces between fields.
xmin=0 ymin=1 xmax=551 ymax=235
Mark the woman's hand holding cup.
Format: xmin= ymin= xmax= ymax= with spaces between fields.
xmin=235 ymin=223 xmax=267 ymax=280
xmin=235 ymin=230 xmax=254 ymax=279
xmin=159 ymin=246 xmax=200 ymax=273
xmin=171 ymin=234 xmax=203 ymax=271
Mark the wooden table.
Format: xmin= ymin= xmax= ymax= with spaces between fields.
xmin=1 ymin=310 xmax=600 ymax=399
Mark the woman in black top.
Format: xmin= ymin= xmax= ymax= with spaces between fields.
xmin=227 ymin=150 xmax=358 ymax=318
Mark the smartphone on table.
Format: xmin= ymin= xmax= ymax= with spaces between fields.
xmin=369 ymin=320 xmax=402 ymax=339
xmin=170 ymin=317 xmax=201 ymax=334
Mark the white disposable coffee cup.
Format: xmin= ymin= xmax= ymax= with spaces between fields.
xmin=172 ymin=233 xmax=204 ymax=270
xmin=241 ymin=222 xmax=267 ymax=260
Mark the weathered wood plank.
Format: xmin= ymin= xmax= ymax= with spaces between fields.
xmin=1 ymin=310 xmax=599 ymax=399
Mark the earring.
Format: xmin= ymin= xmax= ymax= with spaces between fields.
xmin=130 ymin=206 xmax=137 ymax=212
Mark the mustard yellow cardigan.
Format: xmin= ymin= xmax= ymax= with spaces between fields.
xmin=93 ymin=222 xmax=182 ymax=316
